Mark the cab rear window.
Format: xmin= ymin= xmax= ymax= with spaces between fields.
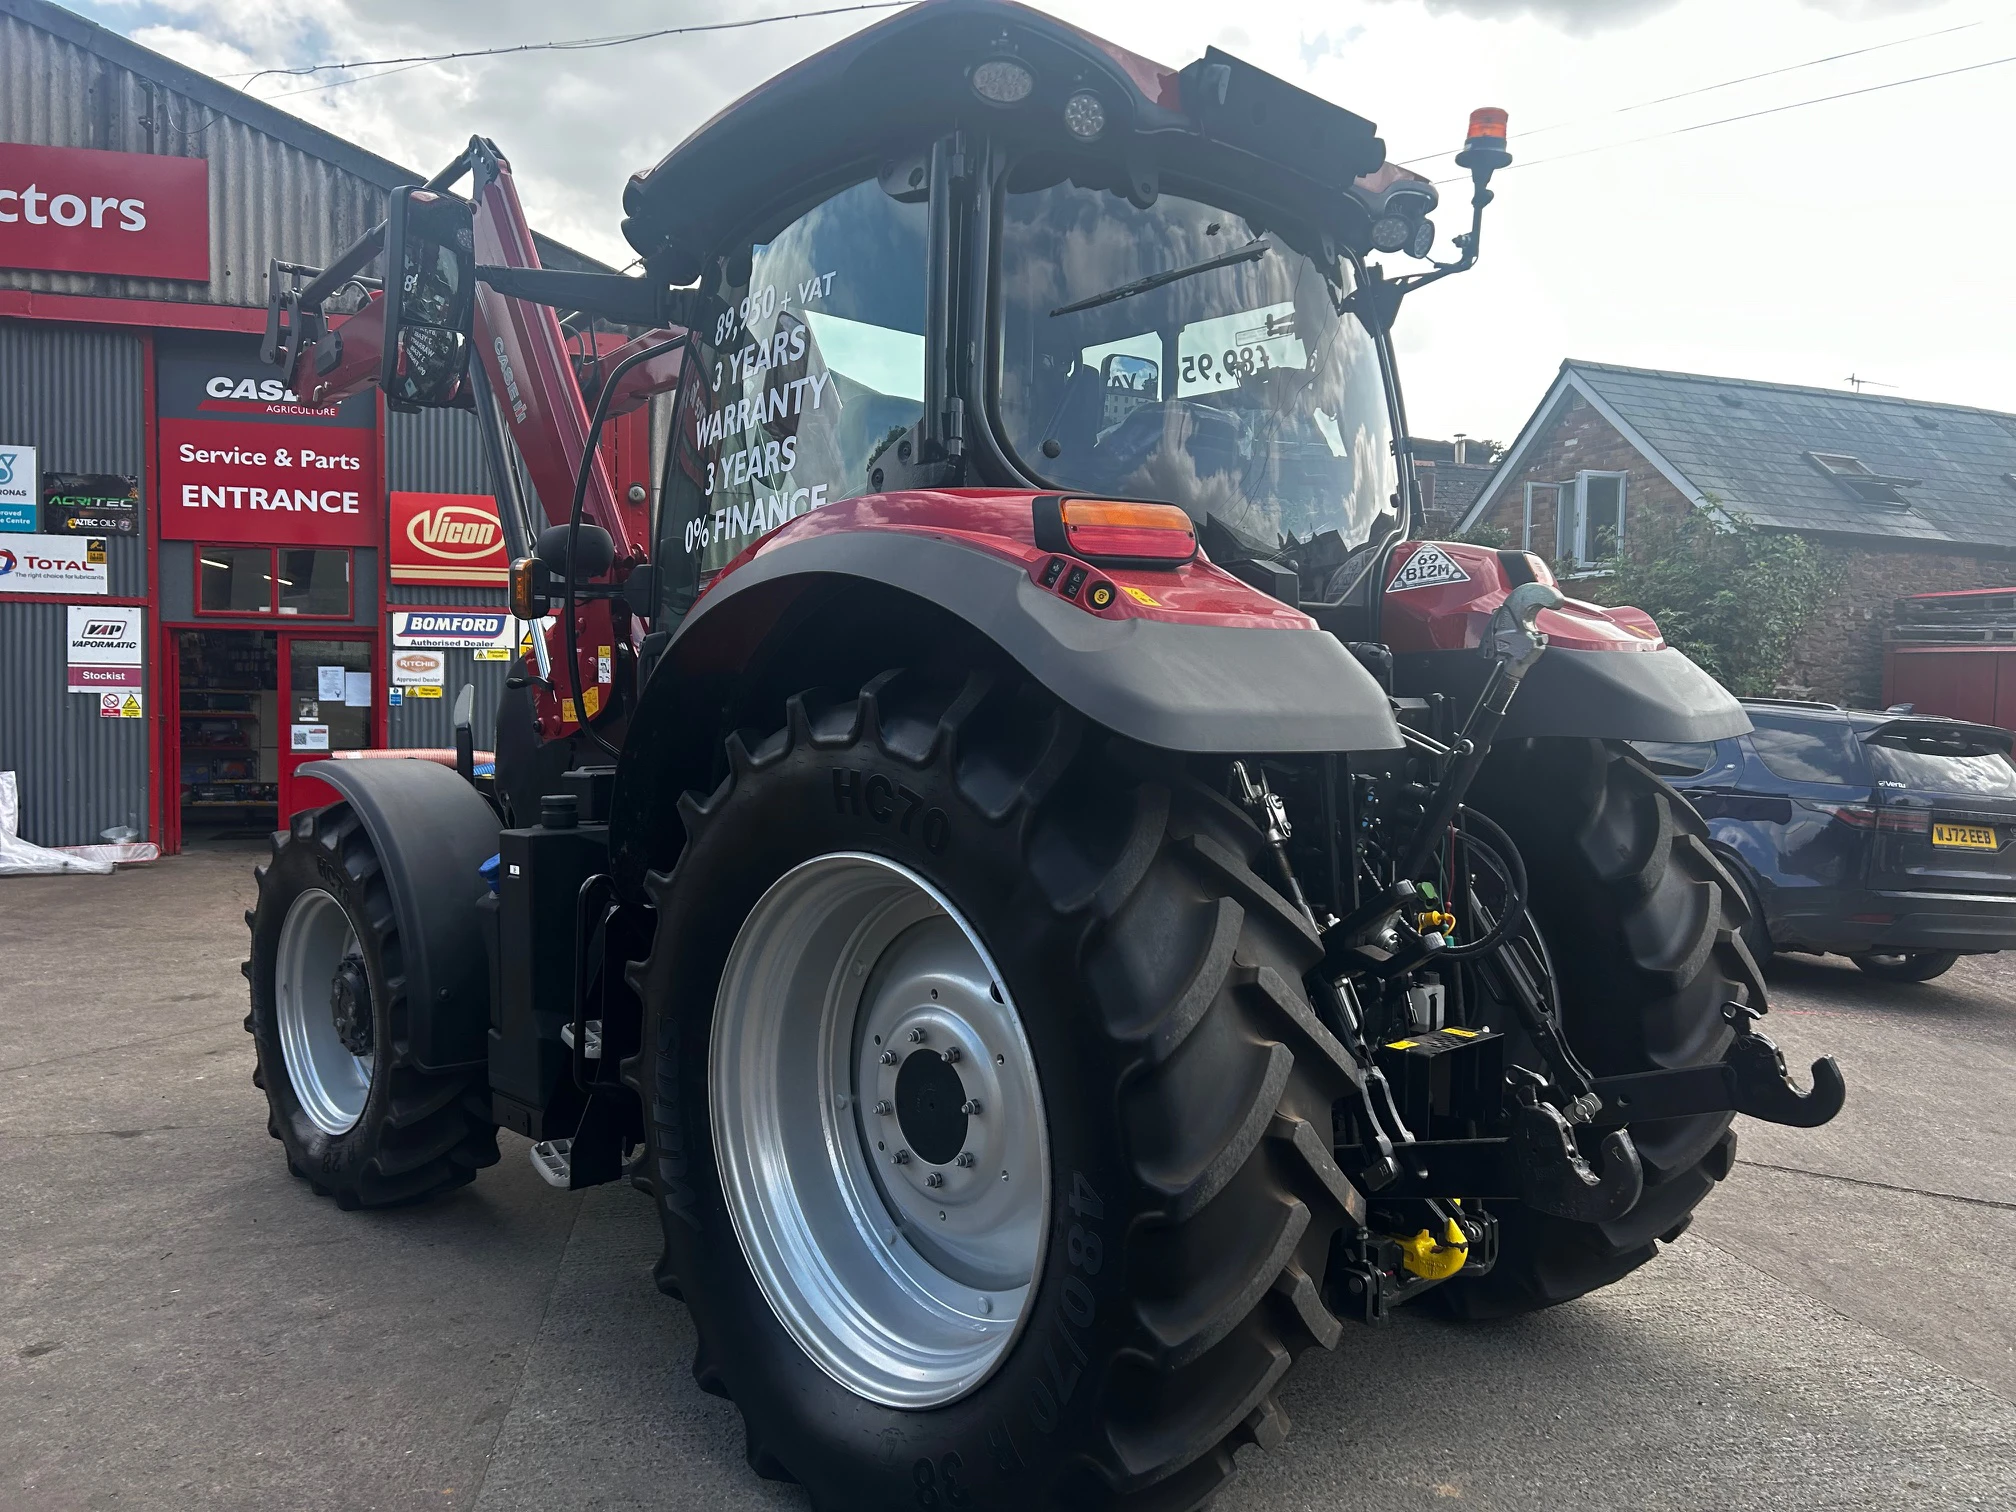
xmin=1869 ymin=742 xmax=2016 ymax=797
xmin=1746 ymin=716 xmax=1867 ymax=785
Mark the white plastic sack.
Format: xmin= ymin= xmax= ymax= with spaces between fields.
xmin=0 ymin=771 xmax=115 ymax=875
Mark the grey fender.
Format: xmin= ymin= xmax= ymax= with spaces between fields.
xmin=609 ymin=530 xmax=1401 ymax=884
xmin=1394 ymin=645 xmax=1752 ymax=744
xmin=295 ymin=757 xmax=501 ymax=1072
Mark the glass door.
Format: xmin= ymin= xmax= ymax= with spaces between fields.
xmin=278 ymin=633 xmax=378 ymax=820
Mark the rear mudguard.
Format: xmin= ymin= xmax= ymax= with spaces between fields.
xmin=1381 ymin=541 xmax=1751 ymax=744
xmin=289 ymin=757 xmax=502 ymax=1072
xmin=608 ymin=490 xmax=1401 ymax=882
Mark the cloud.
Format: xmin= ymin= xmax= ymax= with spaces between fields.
xmin=1297 ymin=26 xmax=1366 ymax=69
xmin=1366 ymin=0 xmax=1947 ymax=29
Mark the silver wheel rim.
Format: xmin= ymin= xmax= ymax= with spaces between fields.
xmin=275 ymin=888 xmax=374 ymax=1136
xmin=710 ymin=851 xmax=1049 ymax=1409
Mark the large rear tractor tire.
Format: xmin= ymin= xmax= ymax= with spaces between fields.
xmin=626 ymin=666 xmax=1361 ymax=1511
xmin=244 ymin=804 xmax=498 ymax=1209
xmin=1433 ymin=738 xmax=1760 ymax=1319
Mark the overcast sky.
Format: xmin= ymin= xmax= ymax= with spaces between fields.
xmin=73 ymin=0 xmax=2015 ymax=444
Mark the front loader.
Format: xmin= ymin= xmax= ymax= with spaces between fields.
xmin=242 ymin=4 xmax=1844 ymax=1506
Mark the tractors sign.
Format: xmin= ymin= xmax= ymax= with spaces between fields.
xmin=0 ymin=143 xmax=209 ymax=281
xmin=390 ymin=491 xmax=509 ymax=585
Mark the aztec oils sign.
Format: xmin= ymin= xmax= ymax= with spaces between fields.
xmin=389 ymin=491 xmax=508 ymax=586
xmin=0 ymin=143 xmax=209 ymax=280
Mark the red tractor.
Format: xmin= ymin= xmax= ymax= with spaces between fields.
xmin=246 ymin=4 xmax=1843 ymax=1506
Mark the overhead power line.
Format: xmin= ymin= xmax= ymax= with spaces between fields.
xmin=1395 ymin=15 xmax=1988 ymax=167
xmin=236 ymin=1 xmax=911 ymax=95
xmin=1433 ymin=49 xmax=2016 ymax=186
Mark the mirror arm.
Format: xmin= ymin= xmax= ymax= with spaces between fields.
xmin=474 ymin=266 xmax=706 ymax=331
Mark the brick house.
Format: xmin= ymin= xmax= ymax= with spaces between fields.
xmin=1455 ymin=361 xmax=2016 ymax=705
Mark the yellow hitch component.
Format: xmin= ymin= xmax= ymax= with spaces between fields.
xmin=1396 ymin=1219 xmax=1470 ymax=1281
xmin=1414 ymin=909 xmax=1457 ymax=936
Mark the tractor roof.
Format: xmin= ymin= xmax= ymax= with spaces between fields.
xmin=620 ymin=0 xmax=1387 ymax=283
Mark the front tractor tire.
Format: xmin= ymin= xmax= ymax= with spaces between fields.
xmin=1436 ymin=738 xmax=1760 ymax=1318
xmin=627 ymin=667 xmax=1362 ymax=1511
xmin=244 ymin=804 xmax=498 ymax=1209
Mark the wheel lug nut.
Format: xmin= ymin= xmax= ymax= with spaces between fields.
xmin=956 ymin=1152 xmax=975 ymax=1168
xmin=874 ymin=1100 xmax=893 ymax=1116
xmin=942 ymin=1046 xmax=960 ymax=1063
xmin=879 ymin=1049 xmax=897 ymax=1065
xmin=893 ymin=1149 xmax=910 ymax=1165
xmin=961 ymin=1099 xmax=982 ymax=1115
xmin=926 ymin=1172 xmax=944 ymax=1188
xmin=908 ymin=1027 xmax=927 ymax=1043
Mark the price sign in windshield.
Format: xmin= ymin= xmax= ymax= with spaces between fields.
xmin=1176 ymin=303 xmax=1305 ymax=395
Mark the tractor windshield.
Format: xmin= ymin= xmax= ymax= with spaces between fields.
xmin=995 ymin=177 xmax=1399 ymax=563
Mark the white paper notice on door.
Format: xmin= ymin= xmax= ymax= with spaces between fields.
xmin=316 ymin=665 xmax=346 ymax=700
xmin=291 ymin=724 xmax=330 ymax=751
xmin=343 ymin=672 xmax=371 ymax=707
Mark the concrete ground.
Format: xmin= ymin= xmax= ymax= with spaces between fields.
xmin=3 ymin=847 xmax=2012 ymax=1511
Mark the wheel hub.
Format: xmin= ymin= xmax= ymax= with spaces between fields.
xmin=709 ymin=851 xmax=1050 ymax=1409
xmin=330 ymin=955 xmax=373 ymax=1058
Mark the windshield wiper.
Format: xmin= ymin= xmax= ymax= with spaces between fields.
xmin=1050 ymin=238 xmax=1270 ymax=318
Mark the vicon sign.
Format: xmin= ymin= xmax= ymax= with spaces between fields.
xmin=390 ymin=491 xmax=509 ymax=585
xmin=0 ymin=143 xmax=209 ymax=281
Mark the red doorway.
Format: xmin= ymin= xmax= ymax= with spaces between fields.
xmin=277 ymin=631 xmax=379 ymax=819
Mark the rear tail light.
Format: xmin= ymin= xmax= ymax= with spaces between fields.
xmin=1034 ymin=497 xmax=1197 ymax=567
xmin=1798 ymin=799 xmax=1929 ymax=833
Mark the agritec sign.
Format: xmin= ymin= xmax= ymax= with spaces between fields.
xmin=0 ymin=533 xmax=107 ymax=594
xmin=155 ymin=349 xmax=379 ymax=548
xmin=66 ymin=605 xmax=143 ymax=692
xmin=0 ymin=143 xmax=209 ymax=281
xmin=390 ymin=491 xmax=508 ymax=585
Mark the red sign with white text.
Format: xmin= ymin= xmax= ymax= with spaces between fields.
xmin=155 ymin=348 xmax=380 ymax=547
xmin=0 ymin=142 xmax=209 ymax=281
xmin=389 ymin=491 xmax=509 ymax=585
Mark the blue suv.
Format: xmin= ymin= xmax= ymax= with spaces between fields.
xmin=1635 ymin=701 xmax=2016 ymax=982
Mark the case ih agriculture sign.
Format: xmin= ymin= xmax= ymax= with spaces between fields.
xmin=156 ymin=350 xmax=380 ymax=547
xmin=390 ymin=491 xmax=509 ymax=585
xmin=0 ymin=143 xmax=209 ymax=281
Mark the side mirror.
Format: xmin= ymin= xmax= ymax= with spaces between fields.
xmin=534 ymin=522 xmax=615 ymax=581
xmin=380 ymin=187 xmax=476 ymax=410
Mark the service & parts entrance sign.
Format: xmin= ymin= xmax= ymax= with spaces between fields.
xmin=0 ymin=534 xmax=107 ymax=594
xmin=0 ymin=143 xmax=209 ymax=281
xmin=155 ymin=349 xmax=380 ymax=548
xmin=67 ymin=605 xmax=143 ymax=692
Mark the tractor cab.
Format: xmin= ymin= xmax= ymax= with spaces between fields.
xmin=616 ymin=0 xmax=1509 ymax=618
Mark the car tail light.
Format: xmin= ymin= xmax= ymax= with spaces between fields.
xmin=1033 ymin=497 xmax=1197 ymax=567
xmin=1797 ymin=800 xmax=1929 ymax=833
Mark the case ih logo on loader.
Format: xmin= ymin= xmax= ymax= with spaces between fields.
xmin=241 ymin=10 xmax=1845 ymax=1511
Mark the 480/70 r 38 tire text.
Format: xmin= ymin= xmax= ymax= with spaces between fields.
xmin=625 ymin=666 xmax=1364 ymax=1512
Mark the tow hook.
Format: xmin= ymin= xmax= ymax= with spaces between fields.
xmin=1589 ymin=1002 xmax=1847 ymax=1130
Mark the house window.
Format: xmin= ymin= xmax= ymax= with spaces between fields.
xmin=1806 ymin=452 xmax=1917 ymax=509
xmin=1532 ymin=472 xmax=1627 ymax=568
xmin=198 ymin=547 xmax=352 ymax=618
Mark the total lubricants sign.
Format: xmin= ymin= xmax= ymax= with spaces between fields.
xmin=156 ymin=350 xmax=380 ymax=548
xmin=0 ymin=143 xmax=209 ymax=280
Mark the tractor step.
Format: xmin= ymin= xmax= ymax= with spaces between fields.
xmin=529 ymin=1138 xmax=574 ymax=1188
xmin=559 ymin=1020 xmax=602 ymax=1059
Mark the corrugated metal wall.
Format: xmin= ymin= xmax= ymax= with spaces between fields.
xmin=384 ymin=407 xmax=510 ymax=749
xmin=0 ymin=317 xmax=150 ymax=846
xmin=0 ymin=11 xmax=387 ymax=307
xmin=0 ymin=321 xmax=146 ymax=595
xmin=0 ymin=601 xmax=149 ymax=846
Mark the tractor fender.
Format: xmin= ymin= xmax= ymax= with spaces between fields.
xmin=293 ymin=757 xmax=501 ymax=1072
xmin=1392 ymin=644 xmax=1751 ymax=744
xmin=663 ymin=528 xmax=1400 ymax=753
xmin=608 ymin=528 xmax=1401 ymax=886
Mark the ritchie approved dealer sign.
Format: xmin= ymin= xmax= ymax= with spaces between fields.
xmin=0 ymin=143 xmax=209 ymax=281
